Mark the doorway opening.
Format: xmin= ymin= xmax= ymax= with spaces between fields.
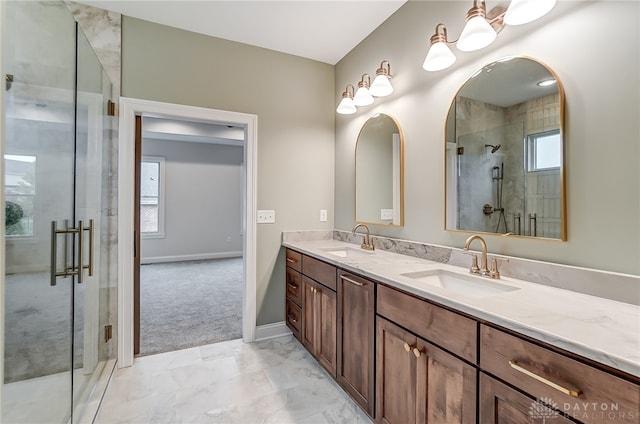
xmin=135 ymin=117 xmax=245 ymax=356
xmin=118 ymin=98 xmax=258 ymax=368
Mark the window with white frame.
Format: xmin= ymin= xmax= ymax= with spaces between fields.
xmin=141 ymin=156 xmax=165 ymax=237
xmin=527 ymin=129 xmax=561 ymax=172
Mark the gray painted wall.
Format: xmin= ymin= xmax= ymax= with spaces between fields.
xmin=140 ymin=139 xmax=243 ymax=262
xmin=335 ymin=1 xmax=639 ymax=276
xmin=121 ymin=17 xmax=335 ymax=325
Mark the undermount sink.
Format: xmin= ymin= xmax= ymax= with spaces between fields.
xmin=400 ymin=269 xmax=520 ymax=298
xmin=320 ymin=247 xmax=374 ymax=258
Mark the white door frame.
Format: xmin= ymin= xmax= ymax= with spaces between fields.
xmin=117 ymin=97 xmax=257 ymax=367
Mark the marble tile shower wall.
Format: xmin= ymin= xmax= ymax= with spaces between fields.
xmin=332 ymin=230 xmax=640 ymax=306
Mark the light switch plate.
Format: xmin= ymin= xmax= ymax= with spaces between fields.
xmin=381 ymin=209 xmax=394 ymax=220
xmin=257 ymin=210 xmax=276 ymax=224
xmin=320 ymin=209 xmax=328 ymax=222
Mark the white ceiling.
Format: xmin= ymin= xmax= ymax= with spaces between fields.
xmin=78 ymin=0 xmax=407 ymax=65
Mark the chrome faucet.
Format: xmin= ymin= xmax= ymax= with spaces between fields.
xmin=463 ymin=235 xmax=490 ymax=277
xmin=352 ymin=223 xmax=375 ymax=251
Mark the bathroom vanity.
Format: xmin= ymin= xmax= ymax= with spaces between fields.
xmin=283 ymin=234 xmax=640 ymax=424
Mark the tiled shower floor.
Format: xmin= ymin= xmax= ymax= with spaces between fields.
xmin=95 ymin=336 xmax=372 ymax=423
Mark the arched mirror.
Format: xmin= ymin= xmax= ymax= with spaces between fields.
xmin=445 ymin=57 xmax=566 ymax=240
xmin=355 ymin=113 xmax=404 ymax=226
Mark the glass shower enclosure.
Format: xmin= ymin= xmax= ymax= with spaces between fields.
xmin=3 ymin=2 xmax=117 ymax=422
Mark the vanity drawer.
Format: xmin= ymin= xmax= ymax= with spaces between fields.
xmin=481 ymin=325 xmax=640 ymax=424
xmin=285 ymin=249 xmax=302 ymax=272
xmin=286 ymin=298 xmax=302 ymax=340
xmin=302 ymin=255 xmax=336 ymax=291
xmin=377 ymin=284 xmax=477 ymax=363
xmin=286 ymin=268 xmax=302 ymax=306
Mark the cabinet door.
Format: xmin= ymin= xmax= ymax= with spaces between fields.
xmin=301 ymin=277 xmax=317 ymax=352
xmin=376 ymin=317 xmax=419 ymax=424
xmin=315 ymin=283 xmax=337 ymax=378
xmin=301 ymin=276 xmax=337 ymax=377
xmin=415 ymin=339 xmax=477 ymax=424
xmin=480 ymin=373 xmax=575 ymax=424
xmin=377 ymin=316 xmax=477 ymax=424
xmin=337 ymin=272 xmax=375 ymax=417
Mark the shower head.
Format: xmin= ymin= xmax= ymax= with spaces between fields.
xmin=485 ymin=144 xmax=501 ymax=153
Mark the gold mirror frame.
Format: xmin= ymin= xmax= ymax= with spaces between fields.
xmin=444 ymin=56 xmax=566 ymax=240
xmin=355 ymin=113 xmax=405 ymax=226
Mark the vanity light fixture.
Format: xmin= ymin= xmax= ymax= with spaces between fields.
xmin=423 ymin=24 xmax=457 ymax=72
xmin=457 ymin=0 xmax=497 ymax=52
xmin=423 ymin=0 xmax=556 ymax=72
xmin=336 ymin=84 xmax=357 ymax=115
xmin=353 ymin=74 xmax=374 ymax=107
xmin=336 ymin=60 xmax=395 ymax=115
xmin=369 ymin=60 xmax=393 ymax=97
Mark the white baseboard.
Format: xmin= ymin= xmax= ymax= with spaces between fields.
xmin=141 ymin=251 xmax=242 ymax=265
xmin=255 ymin=321 xmax=291 ymax=341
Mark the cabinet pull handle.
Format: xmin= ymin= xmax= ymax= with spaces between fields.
xmin=412 ymin=348 xmax=422 ymax=358
xmin=509 ymin=360 xmax=581 ymax=397
xmin=286 ymin=258 xmax=297 ymax=264
xmin=341 ymin=276 xmax=365 ymax=286
xmin=287 ymin=314 xmax=298 ymax=324
xmin=287 ymin=282 xmax=298 ymax=289
xmin=403 ymin=343 xmax=412 ymax=352
xmin=309 ymin=286 xmax=319 ymax=294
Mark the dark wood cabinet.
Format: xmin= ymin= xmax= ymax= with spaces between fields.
xmin=337 ymin=271 xmax=376 ymax=417
xmin=301 ymin=276 xmax=337 ymax=377
xmin=285 ymin=247 xmax=639 ymax=424
xmin=285 ymin=250 xmax=303 ymax=341
xmin=481 ymin=324 xmax=640 ymax=424
xmin=376 ymin=316 xmax=476 ymax=424
xmin=480 ymin=372 xmax=575 ymax=424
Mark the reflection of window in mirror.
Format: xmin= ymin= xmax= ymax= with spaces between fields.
xmin=4 ymin=154 xmax=36 ymax=237
xmin=141 ymin=156 xmax=165 ymax=238
xmin=528 ymin=130 xmax=561 ymax=171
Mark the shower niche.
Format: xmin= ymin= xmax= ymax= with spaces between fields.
xmin=445 ymin=57 xmax=566 ymax=240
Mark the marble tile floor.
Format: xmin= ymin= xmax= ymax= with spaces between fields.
xmin=95 ymin=336 xmax=373 ymax=424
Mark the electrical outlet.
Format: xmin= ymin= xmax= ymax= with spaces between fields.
xmin=320 ymin=209 xmax=328 ymax=222
xmin=257 ymin=209 xmax=276 ymax=224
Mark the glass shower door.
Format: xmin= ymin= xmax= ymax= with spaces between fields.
xmin=71 ymin=25 xmax=113 ymax=421
xmin=3 ymin=2 xmax=114 ymax=423
xmin=2 ymin=2 xmax=77 ymax=423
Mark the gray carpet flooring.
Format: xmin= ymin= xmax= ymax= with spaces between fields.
xmin=139 ymin=258 xmax=243 ymax=356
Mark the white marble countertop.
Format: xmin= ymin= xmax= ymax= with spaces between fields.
xmin=282 ymin=238 xmax=640 ymax=378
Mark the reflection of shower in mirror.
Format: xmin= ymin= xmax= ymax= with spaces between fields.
xmin=485 ymin=144 xmax=501 ymax=153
